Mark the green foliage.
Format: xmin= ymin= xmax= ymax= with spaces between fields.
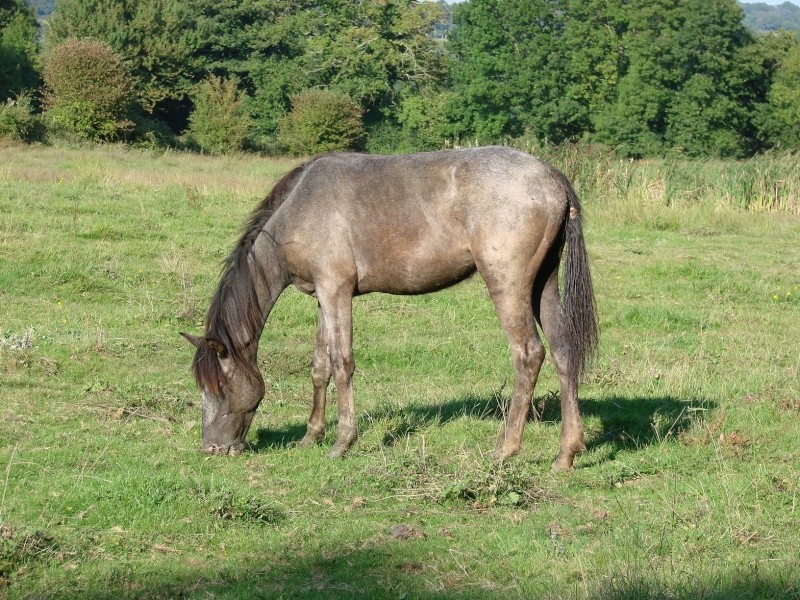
xmin=3 ymin=0 xmax=800 ymax=157
xmin=586 ymin=0 xmax=766 ymax=158
xmin=0 ymin=0 xmax=35 ymax=28
xmin=0 ymin=92 xmax=42 ymax=141
xmin=278 ymin=88 xmax=364 ymax=155
xmin=192 ymin=0 xmax=445 ymax=135
xmin=47 ymin=0 xmax=200 ymax=117
xmin=755 ymin=31 xmax=800 ymax=149
xmin=448 ymin=0 xmax=782 ymax=157
xmin=186 ymin=75 xmax=252 ymax=155
xmin=127 ymin=113 xmax=177 ymax=149
xmin=0 ymin=0 xmax=38 ymax=99
xmin=448 ymin=0 xmax=574 ymax=141
xmin=591 ymin=69 xmax=665 ymax=157
xmin=396 ymin=89 xmax=463 ymax=150
xmin=42 ymin=38 xmax=133 ymax=141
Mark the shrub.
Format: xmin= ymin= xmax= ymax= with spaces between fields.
xmin=186 ymin=76 xmax=252 ymax=155
xmin=397 ymin=90 xmax=463 ymax=151
xmin=0 ymin=11 xmax=39 ymax=99
xmin=0 ymin=92 xmax=43 ymax=142
xmin=42 ymin=38 xmax=133 ymax=142
xmin=364 ymin=118 xmax=407 ymax=154
xmin=278 ymin=88 xmax=364 ymax=155
xmin=129 ymin=114 xmax=176 ymax=150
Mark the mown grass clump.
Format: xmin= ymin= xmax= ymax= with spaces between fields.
xmin=0 ymin=524 xmax=59 ymax=585
xmin=206 ymin=490 xmax=285 ymax=525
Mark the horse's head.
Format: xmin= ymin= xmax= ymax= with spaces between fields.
xmin=181 ymin=333 xmax=265 ymax=456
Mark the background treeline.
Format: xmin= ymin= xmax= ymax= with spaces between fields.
xmin=742 ymin=1 xmax=800 ymax=33
xmin=2 ymin=0 xmax=800 ymax=157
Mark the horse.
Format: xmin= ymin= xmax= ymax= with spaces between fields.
xmin=181 ymin=146 xmax=598 ymax=470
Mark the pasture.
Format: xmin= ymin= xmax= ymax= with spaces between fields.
xmin=1 ymin=144 xmax=799 ymax=599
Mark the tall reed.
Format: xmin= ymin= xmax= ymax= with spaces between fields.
xmin=514 ymin=140 xmax=800 ymax=215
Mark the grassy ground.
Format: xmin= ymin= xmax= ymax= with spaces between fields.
xmin=1 ymin=144 xmax=798 ymax=599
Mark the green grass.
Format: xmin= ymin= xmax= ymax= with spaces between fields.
xmin=1 ymin=144 xmax=799 ymax=599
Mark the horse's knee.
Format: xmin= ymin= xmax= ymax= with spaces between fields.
xmin=330 ymin=353 xmax=355 ymax=380
xmin=311 ymin=360 xmax=331 ymax=388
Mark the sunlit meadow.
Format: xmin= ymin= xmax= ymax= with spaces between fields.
xmin=1 ymin=143 xmax=798 ymax=599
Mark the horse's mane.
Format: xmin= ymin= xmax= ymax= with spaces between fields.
xmin=191 ymin=161 xmax=311 ymax=395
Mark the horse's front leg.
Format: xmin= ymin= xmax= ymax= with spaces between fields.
xmin=318 ymin=290 xmax=358 ymax=458
xmin=298 ymin=302 xmax=331 ymax=447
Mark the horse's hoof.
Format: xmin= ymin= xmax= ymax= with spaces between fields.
xmin=551 ymin=455 xmax=575 ymax=471
xmin=493 ymin=445 xmax=521 ymax=462
xmin=327 ymin=443 xmax=350 ymax=459
xmin=297 ymin=433 xmax=323 ymax=448
xmin=552 ymin=440 xmax=585 ymax=471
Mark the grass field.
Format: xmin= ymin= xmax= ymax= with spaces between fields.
xmin=1 ymin=144 xmax=799 ymax=599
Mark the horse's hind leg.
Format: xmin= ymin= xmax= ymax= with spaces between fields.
xmin=298 ymin=302 xmax=330 ymax=447
xmin=535 ymin=263 xmax=586 ymax=471
xmin=490 ymin=288 xmax=546 ymax=460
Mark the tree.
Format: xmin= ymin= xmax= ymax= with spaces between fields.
xmin=0 ymin=0 xmax=35 ymax=28
xmin=448 ymin=0 xmax=572 ymax=142
xmin=591 ymin=0 xmax=763 ymax=157
xmin=0 ymin=0 xmax=38 ymax=99
xmin=42 ymin=38 xmax=134 ymax=141
xmin=278 ymin=88 xmax=364 ymax=155
xmin=562 ymin=0 xmax=625 ymax=118
xmin=742 ymin=1 xmax=800 ymax=34
xmin=445 ymin=0 xmax=775 ymax=157
xmin=191 ymin=0 xmax=446 ymax=135
xmin=755 ymin=32 xmax=800 ymax=149
xmin=47 ymin=0 xmax=200 ymax=123
xmin=396 ymin=88 xmax=462 ymax=150
xmin=447 ymin=0 xmax=621 ymax=144
xmin=187 ymin=75 xmax=253 ymax=154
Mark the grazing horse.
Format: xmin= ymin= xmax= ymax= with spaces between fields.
xmin=182 ymin=146 xmax=598 ymax=470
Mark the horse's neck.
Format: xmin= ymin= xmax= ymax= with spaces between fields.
xmin=249 ymin=233 xmax=290 ymax=342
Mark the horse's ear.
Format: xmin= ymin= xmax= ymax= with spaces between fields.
xmin=180 ymin=332 xmax=203 ymax=348
xmin=206 ymin=338 xmax=229 ymax=359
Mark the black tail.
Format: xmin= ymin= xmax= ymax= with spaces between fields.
xmin=562 ymin=182 xmax=599 ymax=381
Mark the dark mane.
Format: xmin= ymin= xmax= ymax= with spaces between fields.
xmin=191 ymin=162 xmax=310 ymax=394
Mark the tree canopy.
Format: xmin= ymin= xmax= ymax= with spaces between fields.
xmin=0 ymin=0 xmax=38 ymax=99
xmin=47 ymin=0 xmax=201 ymax=116
xmin=448 ymin=0 xmax=782 ymax=157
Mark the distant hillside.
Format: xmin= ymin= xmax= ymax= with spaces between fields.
xmin=27 ymin=0 xmax=54 ymax=21
xmin=741 ymin=1 xmax=800 ymax=33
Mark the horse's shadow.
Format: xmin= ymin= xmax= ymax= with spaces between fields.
xmin=252 ymin=390 xmax=715 ymax=462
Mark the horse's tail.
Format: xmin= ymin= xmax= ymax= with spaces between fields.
xmin=561 ymin=179 xmax=599 ymax=381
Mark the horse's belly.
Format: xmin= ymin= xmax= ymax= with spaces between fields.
xmin=356 ymin=246 xmax=476 ymax=295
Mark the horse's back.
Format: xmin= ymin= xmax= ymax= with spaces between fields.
xmin=273 ymin=147 xmax=570 ymax=295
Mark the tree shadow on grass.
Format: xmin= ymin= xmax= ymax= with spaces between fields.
xmin=250 ymin=389 xmax=716 ymax=463
xmin=34 ymin=539 xmax=798 ymax=600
